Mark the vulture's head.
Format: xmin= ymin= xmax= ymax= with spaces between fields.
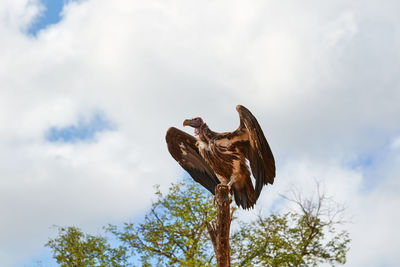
xmin=183 ymin=117 xmax=204 ymax=136
xmin=183 ymin=117 xmax=204 ymax=128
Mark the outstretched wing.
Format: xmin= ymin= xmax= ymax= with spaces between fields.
xmin=166 ymin=127 xmax=220 ymax=194
xmin=236 ymin=105 xmax=276 ymax=200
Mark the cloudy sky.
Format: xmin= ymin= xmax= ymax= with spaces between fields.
xmin=1 ymin=0 xmax=400 ymax=266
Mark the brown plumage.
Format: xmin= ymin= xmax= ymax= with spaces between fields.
xmin=165 ymin=105 xmax=276 ymax=209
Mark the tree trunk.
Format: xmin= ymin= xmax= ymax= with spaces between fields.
xmin=206 ymin=184 xmax=232 ymax=267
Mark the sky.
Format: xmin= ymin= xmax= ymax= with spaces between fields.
xmin=1 ymin=0 xmax=400 ymax=266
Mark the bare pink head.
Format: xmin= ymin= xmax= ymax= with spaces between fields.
xmin=183 ymin=117 xmax=204 ymax=136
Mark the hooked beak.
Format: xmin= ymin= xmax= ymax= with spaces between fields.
xmin=183 ymin=119 xmax=191 ymax=127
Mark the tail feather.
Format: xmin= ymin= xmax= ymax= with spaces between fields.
xmin=232 ymin=178 xmax=255 ymax=209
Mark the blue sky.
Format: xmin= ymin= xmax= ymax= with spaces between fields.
xmin=2 ymin=0 xmax=400 ymax=266
xmin=45 ymin=113 xmax=114 ymax=143
xmin=28 ymin=0 xmax=65 ymax=36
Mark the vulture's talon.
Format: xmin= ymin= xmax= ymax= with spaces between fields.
xmin=227 ymin=179 xmax=233 ymax=191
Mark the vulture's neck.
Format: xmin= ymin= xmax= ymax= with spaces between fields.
xmin=197 ymin=124 xmax=215 ymax=142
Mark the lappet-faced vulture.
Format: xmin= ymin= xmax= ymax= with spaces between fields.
xmin=165 ymin=105 xmax=275 ymax=209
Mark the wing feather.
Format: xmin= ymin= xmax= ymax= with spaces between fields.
xmin=165 ymin=127 xmax=220 ymax=194
xmin=236 ymin=105 xmax=276 ymax=200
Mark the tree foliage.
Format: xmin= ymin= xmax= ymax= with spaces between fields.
xmin=231 ymin=212 xmax=349 ymax=266
xmin=231 ymin=184 xmax=350 ymax=266
xmin=46 ymin=179 xmax=350 ymax=267
xmin=109 ymin=182 xmax=218 ymax=266
xmin=45 ymin=226 xmax=128 ymax=267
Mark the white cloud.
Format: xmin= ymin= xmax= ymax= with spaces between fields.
xmin=391 ymin=136 xmax=400 ymax=149
xmin=1 ymin=0 xmax=400 ymax=265
xmin=347 ymin=180 xmax=400 ymax=266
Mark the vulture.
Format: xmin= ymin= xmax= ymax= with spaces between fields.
xmin=165 ymin=105 xmax=275 ymax=209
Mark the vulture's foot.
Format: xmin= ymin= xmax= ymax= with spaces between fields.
xmin=227 ymin=179 xmax=234 ymax=191
xmin=227 ymin=180 xmax=234 ymax=203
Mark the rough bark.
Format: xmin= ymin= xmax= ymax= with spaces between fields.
xmin=207 ymin=184 xmax=232 ymax=267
